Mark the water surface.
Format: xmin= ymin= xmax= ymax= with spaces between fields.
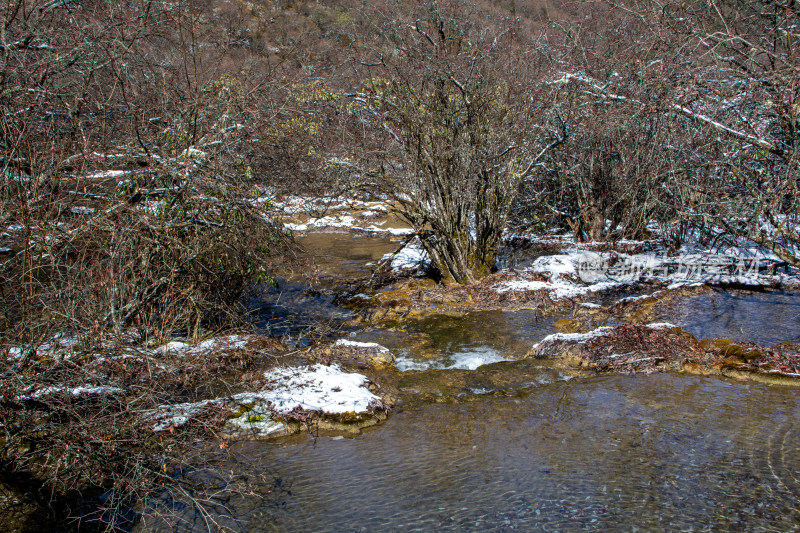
xmin=154 ymin=373 xmax=800 ymax=531
xmin=658 ymin=289 xmax=800 ymax=345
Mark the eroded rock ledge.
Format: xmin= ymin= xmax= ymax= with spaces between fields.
xmin=530 ymin=323 xmax=800 ymax=385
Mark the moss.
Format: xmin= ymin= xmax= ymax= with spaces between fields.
xmin=742 ymin=349 xmax=763 ymax=362
xmin=721 ymin=344 xmax=746 ymax=358
xmin=699 ymin=338 xmax=735 ymax=351
xmin=554 ymin=318 xmax=584 ymax=333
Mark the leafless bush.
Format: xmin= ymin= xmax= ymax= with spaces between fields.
xmin=0 ymin=1 xmax=295 ymax=529
xmin=525 ymin=0 xmax=799 ymax=257
xmin=0 ymin=338 xmax=285 ymax=531
xmin=338 ymin=1 xmax=562 ymax=283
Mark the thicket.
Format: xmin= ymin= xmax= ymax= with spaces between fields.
xmin=0 ymin=1 xmax=294 ymax=530
xmin=0 ymin=0 xmax=797 ymax=529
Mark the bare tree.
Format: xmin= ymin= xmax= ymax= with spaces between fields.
xmin=345 ymin=2 xmax=562 ymax=283
xmin=537 ymin=0 xmax=799 ymax=259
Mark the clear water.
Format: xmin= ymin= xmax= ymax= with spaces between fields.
xmin=218 ymin=238 xmax=800 ymax=532
xmin=295 ymin=233 xmax=400 ymax=283
xmin=658 ymin=289 xmax=800 ymax=346
xmin=149 ymin=373 xmax=800 ymax=532
xmin=351 ymin=310 xmax=558 ymax=371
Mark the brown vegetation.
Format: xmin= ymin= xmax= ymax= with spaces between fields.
xmin=0 ymin=0 xmax=797 ymax=528
xmin=532 ymin=323 xmax=800 ymax=383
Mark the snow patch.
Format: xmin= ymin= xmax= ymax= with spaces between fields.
xmin=533 ymin=323 xmax=678 ymax=351
xmin=285 ymin=214 xmax=413 ymax=236
xmin=151 ymin=399 xmax=221 ymax=432
xmin=382 ymin=241 xmax=429 ymax=270
xmin=334 ymin=339 xmax=390 ymax=352
xmin=82 ymin=170 xmax=130 ymax=180
xmin=153 ymin=335 xmax=250 ymax=356
xmin=234 ymin=364 xmax=379 ymax=415
xmin=224 ymin=403 xmax=286 ymax=437
xmin=496 ymin=244 xmax=798 ymax=301
xmin=20 ymin=384 xmax=124 ymax=401
xmin=645 ymin=322 xmax=678 ymax=329
xmin=535 ymin=326 xmax=616 ymax=346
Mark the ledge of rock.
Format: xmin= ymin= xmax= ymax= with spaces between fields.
xmin=221 ymin=363 xmax=390 ymax=440
xmin=529 ymin=323 xmax=800 ymax=384
xmin=311 ymin=339 xmax=396 ymax=369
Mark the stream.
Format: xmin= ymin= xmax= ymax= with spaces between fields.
xmin=150 ymin=232 xmax=800 ymax=531
xmin=232 ymin=373 xmax=800 ymax=531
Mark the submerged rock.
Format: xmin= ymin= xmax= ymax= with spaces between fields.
xmin=358 ymin=359 xmax=575 ymax=407
xmin=221 ymin=399 xmax=387 ymax=440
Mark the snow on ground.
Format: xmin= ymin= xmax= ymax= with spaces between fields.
xmin=285 ymin=214 xmax=413 ymax=236
xmin=272 ymin=195 xmax=388 ymax=215
xmin=534 ymin=326 xmax=617 ymax=346
xmin=82 ymin=169 xmax=131 ymax=180
xmin=274 ymin=195 xmax=413 ymax=236
xmin=532 ymin=322 xmax=677 ymax=350
xmin=152 ymin=335 xmax=251 ymax=356
xmin=32 ymin=385 xmax=124 ymax=398
xmin=494 ymin=243 xmax=799 ymax=301
xmin=4 ymin=333 xmax=82 ymax=361
xmin=285 ymin=214 xmax=357 ymax=232
xmin=334 ymin=339 xmax=390 ymax=352
xmin=151 ymin=399 xmax=222 ymax=432
xmin=224 ymin=403 xmax=286 ymax=437
xmin=381 ymin=240 xmax=429 ymax=271
xmin=149 ymin=363 xmax=384 ymax=431
xmin=16 ymin=384 xmax=125 ymax=401
xmin=234 ymin=364 xmax=379 ymax=414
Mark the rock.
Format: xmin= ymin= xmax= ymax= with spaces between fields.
xmin=554 ymin=318 xmax=591 ymax=333
xmin=326 ymin=339 xmax=396 ymax=368
xmin=221 ymin=401 xmax=388 ymax=440
xmin=528 ymin=323 xmax=800 ymax=386
xmin=223 ymin=402 xmax=292 ymax=439
xmin=699 ymin=338 xmax=735 ymax=350
xmin=529 ymin=323 xmax=697 ymax=374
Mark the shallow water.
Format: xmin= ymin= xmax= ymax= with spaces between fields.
xmin=295 ymin=233 xmax=400 ymax=283
xmin=658 ymin=289 xmax=800 ymax=346
xmin=221 ymin=237 xmax=800 ymax=532
xmin=245 ymin=234 xmax=402 ymax=340
xmin=246 ymin=279 xmax=354 ymax=340
xmin=155 ymin=373 xmax=800 ymax=532
xmin=352 ymin=310 xmax=558 ymax=370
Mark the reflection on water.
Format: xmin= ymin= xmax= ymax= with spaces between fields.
xmin=246 ymin=234 xmax=399 ymax=340
xmin=659 ymin=289 xmax=800 ymax=345
xmin=247 ymin=280 xmax=353 ymax=340
xmin=151 ymin=373 xmax=800 ymax=532
xmin=353 ymin=310 xmax=558 ymax=371
xmin=229 ymin=231 xmax=800 ymax=532
xmin=295 ymin=233 xmax=400 ymax=283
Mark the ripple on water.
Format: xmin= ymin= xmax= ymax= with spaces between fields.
xmin=141 ymin=373 xmax=800 ymax=532
xmin=355 ymin=309 xmax=559 ymax=371
xmin=658 ymin=288 xmax=800 ymax=345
